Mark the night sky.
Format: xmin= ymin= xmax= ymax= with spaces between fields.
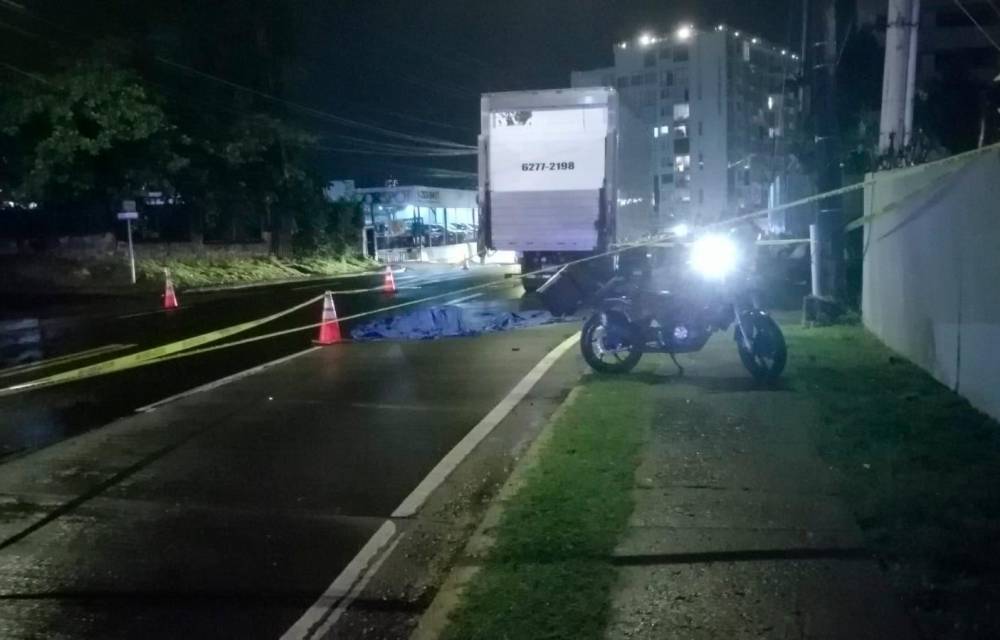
xmin=291 ymin=0 xmax=802 ymax=186
xmin=9 ymin=0 xmax=802 ymax=187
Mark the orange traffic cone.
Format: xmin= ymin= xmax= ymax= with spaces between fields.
xmin=163 ymin=269 xmax=179 ymax=309
xmin=382 ymin=266 xmax=397 ymax=294
xmin=313 ymin=291 xmax=342 ymax=345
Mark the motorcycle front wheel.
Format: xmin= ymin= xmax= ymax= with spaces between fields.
xmin=735 ymin=311 xmax=787 ymax=381
xmin=580 ymin=313 xmax=643 ymax=374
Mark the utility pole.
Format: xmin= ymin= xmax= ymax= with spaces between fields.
xmin=879 ymin=0 xmax=921 ymax=152
xmin=807 ymin=0 xmax=845 ymax=304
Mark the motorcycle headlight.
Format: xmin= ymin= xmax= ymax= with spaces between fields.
xmin=689 ymin=234 xmax=738 ymax=279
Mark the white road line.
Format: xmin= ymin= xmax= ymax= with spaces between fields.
xmin=444 ymin=292 xmax=483 ymax=305
xmin=280 ymin=520 xmax=398 ymax=640
xmin=135 ymin=347 xmax=321 ymax=413
xmin=117 ymin=308 xmax=173 ymax=320
xmin=279 ymin=330 xmax=580 ymax=639
xmin=391 ymin=331 xmax=579 ymax=518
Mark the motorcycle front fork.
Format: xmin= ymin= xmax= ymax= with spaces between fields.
xmin=733 ymin=306 xmax=754 ymax=352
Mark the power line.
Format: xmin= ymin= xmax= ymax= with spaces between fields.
xmin=152 ymin=56 xmax=475 ymax=150
xmin=0 ymin=3 xmax=476 ymax=151
xmin=952 ymin=0 xmax=1000 ymax=54
xmin=0 ymin=60 xmax=49 ymax=84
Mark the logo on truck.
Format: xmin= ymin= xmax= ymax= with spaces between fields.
xmin=493 ymin=110 xmax=533 ymax=127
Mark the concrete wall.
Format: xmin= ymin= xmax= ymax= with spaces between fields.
xmin=862 ymin=147 xmax=1000 ymax=420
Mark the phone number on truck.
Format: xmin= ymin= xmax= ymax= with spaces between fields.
xmin=521 ymin=162 xmax=576 ymax=171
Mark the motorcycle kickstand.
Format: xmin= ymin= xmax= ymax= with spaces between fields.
xmin=669 ymin=353 xmax=685 ymax=377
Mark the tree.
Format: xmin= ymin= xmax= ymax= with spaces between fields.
xmin=0 ymin=57 xmax=184 ymax=206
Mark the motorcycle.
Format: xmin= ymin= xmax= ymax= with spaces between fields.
xmin=580 ymin=232 xmax=787 ymax=380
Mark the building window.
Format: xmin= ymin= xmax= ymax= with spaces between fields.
xmin=673 ymin=103 xmax=690 ymax=121
xmin=684 ymin=88 xmax=690 ymax=101
xmin=660 ymin=87 xmax=671 ymax=99
xmin=663 ymin=70 xmax=674 ymax=86
xmin=698 ymin=121 xmax=703 ymax=135
xmin=662 ymin=173 xmax=673 ymax=184
xmin=675 ymin=154 xmax=691 ymax=172
xmin=644 ymin=72 xmax=656 ymax=84
xmin=617 ymin=76 xmax=628 ymax=88
xmin=660 ymin=106 xmax=672 ymax=117
xmin=698 ymin=152 xmax=705 ymax=170
xmin=743 ymin=41 xmax=751 ymax=62
xmin=659 ymin=46 xmax=672 ymax=59
xmin=673 ymin=46 xmax=690 ymax=62
xmin=674 ymin=138 xmax=690 ymax=154
xmin=644 ymin=51 xmax=656 ymax=67
xmin=675 ymin=124 xmax=688 ymax=138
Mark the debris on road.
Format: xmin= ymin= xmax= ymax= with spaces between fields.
xmin=350 ymin=304 xmax=562 ymax=342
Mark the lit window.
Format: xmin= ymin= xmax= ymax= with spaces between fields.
xmin=673 ymin=102 xmax=690 ymax=120
xmin=675 ymin=154 xmax=691 ymax=172
xmin=675 ymin=124 xmax=688 ymax=138
xmin=659 ymin=125 xmax=670 ymax=136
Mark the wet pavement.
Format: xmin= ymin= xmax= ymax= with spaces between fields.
xmin=0 ymin=264 xmax=519 ymax=459
xmin=0 ymin=295 xmax=581 ymax=639
xmin=603 ymin=335 xmax=918 ymax=640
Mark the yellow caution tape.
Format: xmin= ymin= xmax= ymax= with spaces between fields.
xmin=5 ymin=143 xmax=997 ymax=398
xmin=0 ymin=293 xmax=324 ymax=398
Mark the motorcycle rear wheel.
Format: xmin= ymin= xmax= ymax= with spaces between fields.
xmin=581 ymin=313 xmax=643 ymax=374
xmin=736 ymin=312 xmax=787 ymax=381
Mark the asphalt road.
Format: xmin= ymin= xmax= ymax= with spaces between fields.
xmin=0 ymin=277 xmax=580 ymax=639
xmin=0 ymin=264 xmax=518 ymax=459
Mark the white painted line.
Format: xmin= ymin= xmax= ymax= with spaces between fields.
xmin=392 ymin=331 xmax=580 ymax=518
xmin=280 ymin=520 xmax=398 ymax=640
xmin=281 ymin=331 xmax=580 ymax=639
xmin=444 ymin=292 xmax=483 ymax=305
xmin=135 ymin=346 xmax=321 ymax=413
xmin=118 ymin=308 xmax=173 ymax=320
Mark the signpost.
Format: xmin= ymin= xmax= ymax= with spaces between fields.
xmin=117 ymin=200 xmax=139 ymax=285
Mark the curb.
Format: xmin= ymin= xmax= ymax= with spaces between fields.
xmin=409 ymin=384 xmax=587 ymax=640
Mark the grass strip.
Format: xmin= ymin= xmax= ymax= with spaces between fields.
xmin=137 ymin=255 xmax=373 ymax=288
xmin=783 ymin=322 xmax=1000 ymax=637
xmin=441 ymin=371 xmax=655 ymax=640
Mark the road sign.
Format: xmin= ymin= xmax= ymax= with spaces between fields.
xmin=117 ymin=211 xmax=139 ymax=220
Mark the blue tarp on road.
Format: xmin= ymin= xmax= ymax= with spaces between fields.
xmin=350 ymin=305 xmax=558 ymax=342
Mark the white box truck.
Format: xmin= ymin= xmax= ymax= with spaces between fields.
xmin=477 ymin=87 xmax=653 ymax=292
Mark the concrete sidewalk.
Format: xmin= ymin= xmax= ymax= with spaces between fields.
xmin=604 ymin=339 xmax=919 ymax=640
